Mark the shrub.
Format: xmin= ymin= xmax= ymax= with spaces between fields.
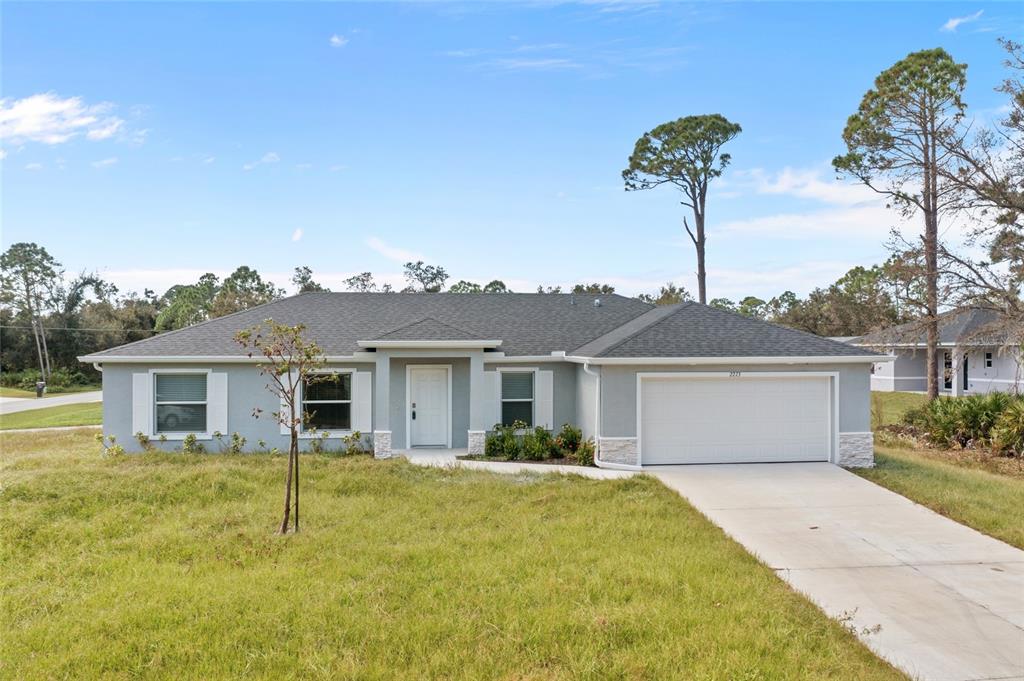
xmin=96 ymin=433 xmax=125 ymax=457
xmin=308 ymin=431 xmax=330 ymax=454
xmin=212 ymin=431 xmax=247 ymax=454
xmin=574 ymin=439 xmax=596 ymax=467
xmin=342 ymin=431 xmax=365 ymax=456
xmin=904 ymin=393 xmax=1016 ymax=449
xmin=2 ymin=367 xmax=94 ymax=391
xmin=555 ymin=423 xmax=582 ymax=454
xmin=181 ymin=433 xmax=206 ymax=454
xmin=521 ymin=426 xmax=554 ymax=461
xmin=134 ymin=431 xmax=154 ymax=451
xmin=485 ymin=421 xmax=525 ymax=459
xmin=992 ymin=400 xmax=1024 ymax=456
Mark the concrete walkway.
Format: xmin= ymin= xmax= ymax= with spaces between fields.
xmin=401 ymin=449 xmax=635 ymax=480
xmin=0 ymin=391 xmax=102 ymax=415
xmin=652 ymin=463 xmax=1024 ymax=681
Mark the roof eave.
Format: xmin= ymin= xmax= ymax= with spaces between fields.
xmin=356 ymin=340 xmax=503 ymax=349
xmin=564 ymin=354 xmax=893 ymax=366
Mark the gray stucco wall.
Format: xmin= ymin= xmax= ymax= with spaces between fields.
xmin=599 ymin=362 xmax=872 ymax=437
xmin=102 ymin=362 xmax=375 ymax=453
xmin=389 ymin=358 xmax=470 ymax=449
xmin=482 ymin=361 xmax=577 ymax=432
xmin=575 ymin=364 xmax=598 ymax=440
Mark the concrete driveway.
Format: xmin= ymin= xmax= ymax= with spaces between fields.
xmin=652 ymin=463 xmax=1024 ymax=681
xmin=0 ymin=390 xmax=102 ymax=415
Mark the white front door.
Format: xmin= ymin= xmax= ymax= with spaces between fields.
xmin=410 ymin=367 xmax=449 ymax=447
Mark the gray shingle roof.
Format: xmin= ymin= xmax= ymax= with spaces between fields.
xmin=88 ymin=292 xmax=654 ymax=358
xmin=854 ymin=307 xmax=1011 ymax=347
xmin=581 ymin=302 xmax=870 ymax=358
xmin=85 ymin=292 xmax=875 ymax=360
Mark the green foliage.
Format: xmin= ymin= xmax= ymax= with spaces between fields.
xmin=904 ymin=393 xmax=1016 ymax=449
xmin=449 ymin=279 xmax=512 ymax=294
xmin=0 ymin=367 xmax=93 ymax=391
xmin=95 ymin=433 xmax=125 ymax=457
xmin=623 ymin=114 xmax=742 ymax=193
xmin=403 ymin=261 xmax=448 ymax=293
xmin=991 ymin=400 xmax=1024 ymax=456
xmin=341 ymin=431 xmax=366 ymax=456
xmin=292 ymin=266 xmax=328 ymax=293
xmin=181 ymin=433 xmax=206 ymax=454
xmin=214 ymin=431 xmax=247 ymax=454
xmin=134 ymin=431 xmax=154 ymax=451
xmin=571 ymin=283 xmax=615 ymax=295
xmin=574 ymin=438 xmax=596 ymax=467
xmin=521 ymin=426 xmax=554 ymax=460
xmin=308 ymin=431 xmax=331 ymax=454
xmin=555 ymin=423 xmax=583 ymax=453
xmin=637 ymin=282 xmax=692 ymax=306
xmin=342 ymin=272 xmax=392 ymax=292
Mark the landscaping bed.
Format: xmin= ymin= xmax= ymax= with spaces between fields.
xmin=0 ymin=429 xmax=902 ymax=680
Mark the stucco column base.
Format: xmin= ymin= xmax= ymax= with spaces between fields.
xmin=598 ymin=437 xmax=638 ymax=466
xmin=837 ymin=432 xmax=874 ymax=468
xmin=373 ymin=430 xmax=392 ymax=460
xmin=468 ymin=430 xmax=486 ymax=455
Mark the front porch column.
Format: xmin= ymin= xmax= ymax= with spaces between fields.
xmin=467 ymin=352 xmax=486 ymax=455
xmin=951 ymin=350 xmax=964 ymax=397
xmin=373 ymin=352 xmax=392 ymax=459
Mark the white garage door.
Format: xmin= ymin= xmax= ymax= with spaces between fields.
xmin=639 ymin=374 xmax=832 ymax=465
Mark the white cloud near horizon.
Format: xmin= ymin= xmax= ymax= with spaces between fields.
xmin=91 ymin=157 xmax=118 ymax=169
xmin=365 ymin=236 xmax=426 ymax=263
xmin=329 ymin=34 xmax=349 ymax=48
xmin=941 ymin=9 xmax=983 ymax=32
xmin=0 ymin=93 xmax=127 ymax=145
xmin=242 ymin=151 xmax=280 ymax=171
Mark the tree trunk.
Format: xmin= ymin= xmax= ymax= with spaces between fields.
xmin=695 ymin=212 xmax=707 ymax=305
xmin=924 ymin=103 xmax=941 ymax=401
xmin=293 ymin=439 xmax=300 ymax=533
xmin=280 ymin=432 xmax=295 ymax=534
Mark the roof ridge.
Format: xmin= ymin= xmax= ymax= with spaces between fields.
xmin=372 ymin=315 xmax=481 ymax=339
xmin=571 ymin=302 xmax=689 ymax=357
xmin=592 ymin=302 xmax=695 ymax=357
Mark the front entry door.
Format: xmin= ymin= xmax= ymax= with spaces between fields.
xmin=410 ymin=367 xmax=448 ymax=447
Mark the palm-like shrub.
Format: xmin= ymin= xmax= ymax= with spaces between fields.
xmin=904 ymin=393 xmax=1017 ymax=449
xmin=991 ymin=400 xmax=1024 ymax=455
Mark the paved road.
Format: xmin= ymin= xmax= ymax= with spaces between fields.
xmin=0 ymin=391 xmax=102 ymax=415
xmin=652 ymin=463 xmax=1024 ymax=681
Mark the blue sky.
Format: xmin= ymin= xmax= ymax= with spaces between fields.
xmin=1 ymin=2 xmax=1018 ymax=300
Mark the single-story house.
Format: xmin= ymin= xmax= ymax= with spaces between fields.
xmin=852 ymin=307 xmax=1023 ymax=395
xmin=80 ymin=292 xmax=887 ymax=468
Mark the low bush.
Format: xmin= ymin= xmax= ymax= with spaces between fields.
xmin=1 ymin=367 xmax=95 ymax=391
xmin=482 ymin=422 xmax=594 ymax=464
xmin=574 ymin=439 xmax=596 ymax=466
xmin=902 ymin=392 xmax=1023 ymax=453
xmin=555 ymin=423 xmax=582 ymax=454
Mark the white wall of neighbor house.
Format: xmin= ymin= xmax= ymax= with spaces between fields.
xmin=874 ymin=347 xmax=1024 ymax=394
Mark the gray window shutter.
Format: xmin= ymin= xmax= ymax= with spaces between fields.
xmin=132 ymin=372 xmax=153 ymax=436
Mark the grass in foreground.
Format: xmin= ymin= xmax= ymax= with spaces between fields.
xmin=0 ymin=430 xmax=901 ymax=680
xmin=0 ymin=402 xmax=102 ymax=430
xmin=871 ymin=390 xmax=927 ymax=428
xmin=858 ymin=446 xmax=1024 ymax=549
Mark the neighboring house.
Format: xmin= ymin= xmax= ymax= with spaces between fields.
xmin=80 ymin=292 xmax=887 ymax=467
xmin=852 ymin=307 xmax=1023 ymax=395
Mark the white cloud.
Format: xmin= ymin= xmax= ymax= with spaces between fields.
xmin=291 ymin=228 xmax=304 ymax=242
xmin=329 ymin=164 xmax=346 ymax=172
xmin=91 ymin=157 xmax=118 ymax=168
xmin=941 ymin=9 xmax=983 ymax=32
xmin=0 ymin=149 xmax=6 ymax=160
xmin=329 ymin=34 xmax=349 ymax=48
xmin=365 ymin=236 xmax=426 ymax=263
xmin=0 ymin=93 xmax=127 ymax=145
xmin=295 ymin=162 xmax=312 ymax=170
xmin=486 ymin=57 xmax=582 ymax=71
xmin=202 ymin=155 xmax=216 ymax=164
xmin=242 ymin=151 xmax=280 ymax=171
xmin=24 ymin=162 xmax=43 ymax=171
xmin=741 ymin=166 xmax=878 ymax=206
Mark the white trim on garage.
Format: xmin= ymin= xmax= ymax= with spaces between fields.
xmin=635 ymin=371 xmax=839 ymax=465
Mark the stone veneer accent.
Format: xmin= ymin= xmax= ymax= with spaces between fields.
xmin=373 ymin=430 xmax=392 ymax=460
xmin=837 ymin=432 xmax=874 ymax=468
xmin=598 ymin=437 xmax=638 ymax=466
xmin=468 ymin=430 xmax=486 ymax=456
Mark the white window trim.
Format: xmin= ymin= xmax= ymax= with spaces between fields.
xmin=150 ymin=368 xmax=212 ymax=441
xmin=497 ymin=366 xmax=538 ymax=428
xmin=299 ymin=368 xmax=357 ymax=439
xmin=985 ymin=352 xmax=993 ymax=368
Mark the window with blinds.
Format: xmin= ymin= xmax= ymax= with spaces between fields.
xmin=501 ymin=371 xmax=534 ymax=427
xmin=303 ymin=372 xmax=352 ymax=431
xmin=155 ymin=373 xmax=207 ymax=433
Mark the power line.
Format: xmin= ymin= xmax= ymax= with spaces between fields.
xmin=0 ymin=325 xmax=162 ymax=334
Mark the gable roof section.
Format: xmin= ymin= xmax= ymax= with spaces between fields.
xmin=85 ymin=292 xmax=654 ymax=358
xmin=854 ymin=308 xmax=1010 ymax=347
xmin=577 ymin=302 xmax=870 ymax=358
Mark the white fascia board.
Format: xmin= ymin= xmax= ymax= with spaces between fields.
xmin=78 ymin=354 xmax=366 ymax=364
xmin=563 ymin=354 xmax=893 ymax=366
xmin=356 ymin=340 xmax=502 ymax=349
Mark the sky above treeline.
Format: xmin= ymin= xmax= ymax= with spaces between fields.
xmin=1 ymin=2 xmax=1019 ymax=300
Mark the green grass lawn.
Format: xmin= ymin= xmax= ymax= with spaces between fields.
xmin=871 ymin=390 xmax=927 ymax=428
xmin=859 ymin=446 xmax=1024 ymax=550
xmin=0 ymin=384 xmax=101 ymax=398
xmin=0 ymin=430 xmax=901 ymax=680
xmin=0 ymin=402 xmax=102 ymax=430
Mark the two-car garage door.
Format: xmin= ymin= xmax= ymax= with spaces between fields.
xmin=639 ymin=374 xmax=832 ymax=465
